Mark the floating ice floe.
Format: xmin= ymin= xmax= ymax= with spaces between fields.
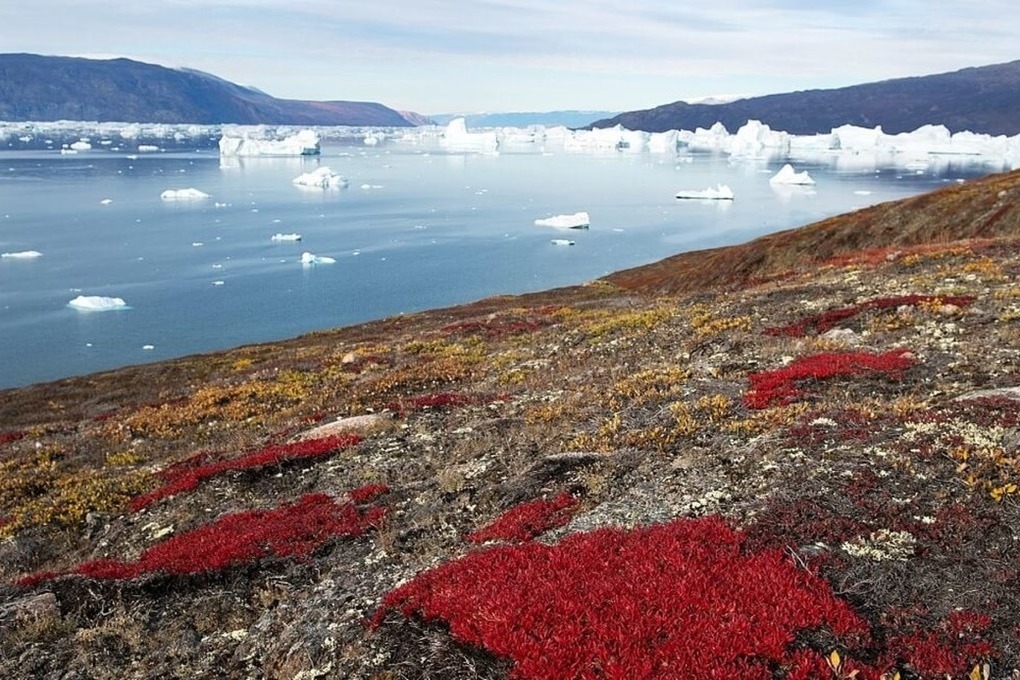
xmin=160 ymin=188 xmax=211 ymax=201
xmin=271 ymin=233 xmax=302 ymax=242
xmin=292 ymin=166 xmax=348 ymax=189
xmin=100 ymin=198 xmax=113 ymax=205
xmin=769 ymin=163 xmax=816 ymax=185
xmin=1 ymin=250 xmax=43 ymax=259
xmin=440 ymin=118 xmax=499 ymax=153
xmin=69 ymin=140 xmax=92 ymax=151
xmin=551 ymin=239 xmax=575 ymax=246
xmin=675 ymin=185 xmax=735 ymax=200
xmin=301 ymin=252 xmax=336 ymax=265
xmin=534 ymin=211 xmax=591 ymax=229
xmin=137 ymin=145 xmax=160 ymax=152
xmin=218 ymin=128 xmax=320 ymax=157
xmin=142 ymin=345 xmax=155 ymax=350
xmin=68 ymin=295 xmax=128 ymax=311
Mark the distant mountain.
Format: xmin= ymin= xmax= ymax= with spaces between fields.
xmin=0 ymin=53 xmax=416 ymax=126
xmin=431 ymin=111 xmax=619 ymax=128
xmin=591 ymin=60 xmax=1020 ymax=135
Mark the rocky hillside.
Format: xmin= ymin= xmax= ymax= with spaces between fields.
xmin=2 ymin=170 xmax=1020 ymax=678
xmin=591 ymin=60 xmax=1020 ymax=135
xmin=0 ymin=53 xmax=414 ymax=126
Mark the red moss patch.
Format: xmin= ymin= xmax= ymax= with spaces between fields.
xmin=130 ymin=434 xmax=362 ymax=511
xmin=764 ymin=294 xmax=975 ymax=337
xmin=348 ymin=483 xmax=390 ymax=505
xmin=19 ymin=490 xmax=384 ymax=587
xmin=374 ymin=516 xmax=872 ymax=678
xmin=0 ymin=430 xmax=27 ymax=447
xmin=466 ymin=492 xmax=579 ymax=544
xmin=743 ymin=350 xmax=915 ymax=409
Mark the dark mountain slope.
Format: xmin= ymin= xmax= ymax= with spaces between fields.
xmin=0 ymin=53 xmax=412 ymax=126
xmin=591 ymin=60 xmax=1020 ymax=135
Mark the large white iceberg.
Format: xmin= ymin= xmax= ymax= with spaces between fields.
xmin=534 ymin=211 xmax=590 ymax=229
xmin=440 ymin=118 xmax=499 ymax=153
xmin=68 ymin=295 xmax=128 ymax=311
xmin=770 ymin=163 xmax=816 ymax=185
xmin=1 ymin=250 xmax=43 ymax=259
xmin=292 ymin=166 xmax=349 ymax=189
xmin=675 ymin=185 xmax=735 ymax=200
xmin=301 ymin=252 xmax=336 ymax=265
xmin=219 ymin=128 xmax=321 ymax=157
xmin=160 ymin=187 xmax=211 ymax=201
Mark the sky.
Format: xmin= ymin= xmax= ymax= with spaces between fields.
xmin=1 ymin=1 xmax=1018 ymax=115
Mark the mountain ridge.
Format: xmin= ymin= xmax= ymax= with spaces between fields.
xmin=0 ymin=53 xmax=415 ymax=126
xmin=591 ymin=59 xmax=1020 ymax=135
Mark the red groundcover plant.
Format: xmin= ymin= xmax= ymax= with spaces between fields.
xmin=764 ymin=294 xmax=976 ymax=337
xmin=375 ymin=516 xmax=875 ymax=679
xmin=130 ymin=434 xmax=362 ymax=511
xmin=375 ymin=515 xmax=995 ymax=679
xmin=19 ymin=488 xmax=387 ymax=587
xmin=466 ymin=492 xmax=579 ymax=543
xmin=744 ymin=350 xmax=915 ymax=409
xmin=0 ymin=430 xmax=27 ymax=447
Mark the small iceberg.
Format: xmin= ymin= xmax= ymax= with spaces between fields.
xmin=160 ymin=187 xmax=211 ymax=201
xmin=301 ymin=252 xmax=336 ymax=265
xmin=675 ymin=185 xmax=734 ymax=200
xmin=769 ymin=163 xmax=815 ymax=185
xmin=534 ymin=211 xmax=590 ymax=229
xmin=551 ymin=239 xmax=575 ymax=246
xmin=292 ymin=166 xmax=349 ymax=189
xmin=271 ymin=233 xmax=303 ymax=242
xmin=1 ymin=250 xmax=43 ymax=259
xmin=68 ymin=295 xmax=128 ymax=311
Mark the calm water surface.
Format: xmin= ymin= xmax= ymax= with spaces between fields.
xmin=0 ymin=138 xmax=1001 ymax=388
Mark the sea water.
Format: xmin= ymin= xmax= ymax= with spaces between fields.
xmin=0 ymin=138 xmax=1000 ymax=388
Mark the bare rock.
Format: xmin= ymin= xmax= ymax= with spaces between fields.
xmin=291 ymin=413 xmax=395 ymax=442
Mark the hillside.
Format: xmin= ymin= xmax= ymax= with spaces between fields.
xmin=3 ymin=170 xmax=1020 ymax=678
xmin=0 ymin=53 xmax=414 ymax=126
xmin=591 ymin=60 xmax=1020 ymax=135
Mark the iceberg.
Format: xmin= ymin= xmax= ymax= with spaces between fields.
xmin=68 ymin=295 xmax=128 ymax=311
xmin=563 ymin=124 xmax=648 ymax=153
xmin=1 ymin=250 xmax=43 ymax=259
xmin=301 ymin=252 xmax=336 ymax=265
xmin=675 ymin=185 xmax=734 ymax=200
xmin=69 ymin=140 xmax=92 ymax=151
xmin=534 ymin=211 xmax=590 ymax=229
xmin=292 ymin=166 xmax=349 ymax=189
xmin=271 ymin=233 xmax=302 ymax=242
xmin=551 ymin=239 xmax=575 ymax=246
xmin=440 ymin=118 xmax=499 ymax=153
xmin=770 ymin=164 xmax=816 ymax=185
xmin=218 ymin=128 xmax=320 ymax=157
xmin=160 ymin=188 xmax=211 ymax=201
